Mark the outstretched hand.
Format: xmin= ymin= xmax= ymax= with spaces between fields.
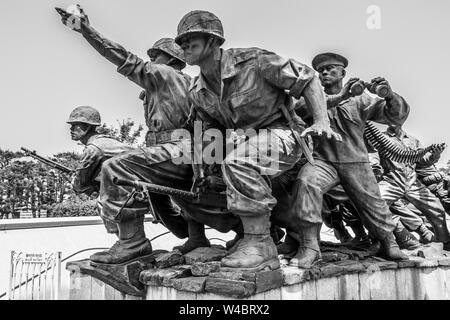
xmin=367 ymin=77 xmax=393 ymax=99
xmin=300 ymin=123 xmax=342 ymax=141
xmin=431 ymin=143 xmax=447 ymax=155
xmin=55 ymin=4 xmax=90 ymax=33
xmin=341 ymin=77 xmax=361 ymax=99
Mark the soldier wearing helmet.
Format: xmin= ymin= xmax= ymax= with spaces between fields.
xmin=168 ymin=10 xmax=342 ymax=272
xmin=57 ymin=6 xmax=239 ymax=264
xmin=67 ymin=106 xmax=133 ymax=196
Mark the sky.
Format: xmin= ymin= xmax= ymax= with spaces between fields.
xmin=1 ymin=0 xmax=449 ymax=164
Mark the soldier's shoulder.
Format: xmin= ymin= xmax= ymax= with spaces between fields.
xmin=226 ymin=47 xmax=269 ymax=63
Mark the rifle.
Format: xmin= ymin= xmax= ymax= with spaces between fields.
xmin=20 ymin=147 xmax=75 ymax=175
xmin=113 ymin=176 xmax=228 ymax=223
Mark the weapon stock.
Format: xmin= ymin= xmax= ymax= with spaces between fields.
xmin=20 ymin=147 xmax=75 ymax=175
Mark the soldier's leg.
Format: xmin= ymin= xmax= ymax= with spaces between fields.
xmin=288 ymin=160 xmax=341 ymax=268
xmin=405 ymin=180 xmax=450 ymax=245
xmin=338 ymin=163 xmax=407 ymax=260
xmin=322 ymin=194 xmax=353 ymax=243
xmin=220 ymin=128 xmax=302 ymax=271
xmin=93 ymin=147 xmax=192 ymax=264
xmin=341 ymin=201 xmax=371 ymax=246
xmin=390 ymin=199 xmax=424 ymax=231
xmin=388 ymin=199 xmax=422 ymax=249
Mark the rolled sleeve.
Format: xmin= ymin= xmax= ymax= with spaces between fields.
xmin=258 ymin=51 xmax=314 ymax=99
xmin=358 ymin=92 xmax=410 ymax=125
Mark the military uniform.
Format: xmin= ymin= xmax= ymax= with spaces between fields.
xmin=377 ymin=130 xmax=450 ymax=243
xmin=72 ymin=133 xmax=133 ymax=234
xmin=168 ymin=10 xmax=340 ymax=271
xmin=294 ymin=91 xmax=409 ymax=238
xmin=73 ymin=134 xmax=133 ymax=196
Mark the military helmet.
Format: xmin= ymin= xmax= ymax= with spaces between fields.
xmin=67 ymin=106 xmax=101 ymax=126
xmin=175 ymin=10 xmax=225 ymax=46
xmin=147 ymin=38 xmax=186 ymax=68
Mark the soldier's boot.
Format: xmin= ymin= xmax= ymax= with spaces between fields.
xmin=173 ymin=219 xmax=210 ymax=254
xmin=393 ymin=226 xmax=421 ymax=250
xmin=333 ymin=221 xmax=353 ymax=243
xmin=90 ymin=217 xmax=152 ymax=264
xmin=226 ymin=224 xmax=244 ymax=253
xmin=270 ymin=225 xmax=286 ymax=245
xmin=416 ymin=224 xmax=435 ymax=244
xmin=289 ymin=224 xmax=322 ymax=268
xmin=277 ymin=233 xmax=299 ymax=256
xmin=378 ymin=232 xmax=409 ymax=261
xmin=220 ymin=214 xmax=280 ymax=272
xmin=349 ymin=222 xmax=371 ymax=247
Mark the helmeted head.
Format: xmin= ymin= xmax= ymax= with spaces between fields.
xmin=175 ymin=10 xmax=225 ymax=66
xmin=147 ymin=38 xmax=186 ymax=70
xmin=312 ymin=52 xmax=348 ymax=87
xmin=67 ymin=106 xmax=101 ymax=141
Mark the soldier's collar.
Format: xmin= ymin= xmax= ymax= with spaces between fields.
xmin=189 ymin=49 xmax=247 ymax=92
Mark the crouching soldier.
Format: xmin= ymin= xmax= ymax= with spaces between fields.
xmin=68 ymin=106 xmax=134 ymax=237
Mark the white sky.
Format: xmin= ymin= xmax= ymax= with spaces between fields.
xmin=1 ymin=0 xmax=449 ymax=164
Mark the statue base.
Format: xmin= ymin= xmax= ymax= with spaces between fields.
xmin=67 ymin=242 xmax=450 ymax=300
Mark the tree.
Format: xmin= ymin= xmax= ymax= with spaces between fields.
xmin=97 ymin=118 xmax=144 ymax=147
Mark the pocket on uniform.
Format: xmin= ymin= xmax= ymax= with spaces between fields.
xmin=228 ymin=88 xmax=262 ymax=109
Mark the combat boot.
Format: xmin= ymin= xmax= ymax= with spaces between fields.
xmin=90 ymin=216 xmax=152 ymax=265
xmin=333 ymin=222 xmax=353 ymax=243
xmin=416 ymin=224 xmax=435 ymax=244
xmin=173 ymin=219 xmax=210 ymax=254
xmin=276 ymin=233 xmax=299 ymax=256
xmin=393 ymin=226 xmax=421 ymax=250
xmin=220 ymin=214 xmax=280 ymax=272
xmin=378 ymin=233 xmax=409 ymax=260
xmin=289 ymin=224 xmax=322 ymax=268
xmin=270 ymin=225 xmax=286 ymax=245
xmin=226 ymin=224 xmax=244 ymax=254
xmin=349 ymin=222 xmax=371 ymax=248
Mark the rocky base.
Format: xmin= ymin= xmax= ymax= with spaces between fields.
xmin=67 ymin=242 xmax=450 ymax=300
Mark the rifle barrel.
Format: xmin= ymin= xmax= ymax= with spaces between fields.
xmin=20 ymin=147 xmax=74 ymax=174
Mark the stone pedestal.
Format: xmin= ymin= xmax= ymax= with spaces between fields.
xmin=67 ymin=243 xmax=450 ymax=300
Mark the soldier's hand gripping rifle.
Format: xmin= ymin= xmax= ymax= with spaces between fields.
xmin=20 ymin=147 xmax=75 ymax=181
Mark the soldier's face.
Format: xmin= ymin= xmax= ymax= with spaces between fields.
xmin=69 ymin=123 xmax=90 ymax=141
xmin=150 ymin=51 xmax=172 ymax=65
xmin=180 ymin=36 xmax=208 ymax=65
xmin=318 ymin=64 xmax=345 ymax=86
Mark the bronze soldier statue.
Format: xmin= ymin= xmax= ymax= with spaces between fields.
xmin=170 ymin=11 xmax=341 ymax=271
xmin=57 ymin=6 xmax=200 ymax=264
xmin=276 ymin=52 xmax=410 ymax=268
xmin=67 ymin=106 xmax=133 ymax=236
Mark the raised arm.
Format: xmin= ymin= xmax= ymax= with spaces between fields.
xmin=56 ymin=5 xmax=158 ymax=90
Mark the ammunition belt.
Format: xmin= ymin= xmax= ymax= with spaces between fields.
xmin=364 ymin=121 xmax=439 ymax=164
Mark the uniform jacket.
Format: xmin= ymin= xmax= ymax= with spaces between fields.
xmin=189 ymin=48 xmax=316 ymax=131
xmin=296 ymin=91 xmax=410 ymax=163
xmin=82 ymin=26 xmax=191 ymax=133
xmin=73 ymin=134 xmax=133 ymax=195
